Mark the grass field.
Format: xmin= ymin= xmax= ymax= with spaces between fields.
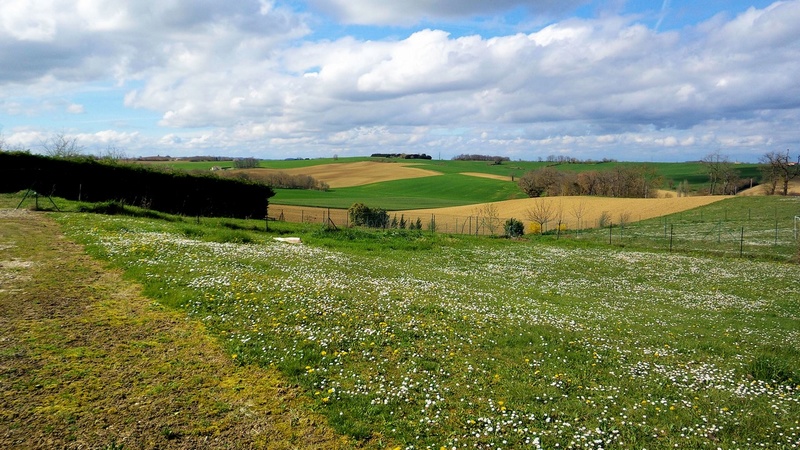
xmin=0 ymin=207 xmax=354 ymax=449
xmin=21 ymin=194 xmax=794 ymax=449
xmin=2 ymin=152 xmax=798 ymax=448
xmin=575 ymin=195 xmax=800 ymax=260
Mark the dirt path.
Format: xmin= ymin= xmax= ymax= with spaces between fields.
xmin=0 ymin=210 xmax=354 ymax=449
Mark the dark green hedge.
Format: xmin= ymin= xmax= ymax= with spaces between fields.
xmin=0 ymin=152 xmax=274 ymax=218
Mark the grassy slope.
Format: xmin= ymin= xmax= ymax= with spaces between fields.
xmin=573 ymin=195 xmax=800 ymax=261
xmin=0 ymin=205 xmax=361 ymax=449
xmin=48 ymin=204 xmax=800 ymax=450
xmin=3 ymin=191 xmax=799 ymax=448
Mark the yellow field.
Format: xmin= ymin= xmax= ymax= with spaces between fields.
xmin=271 ymin=195 xmax=729 ymax=233
xmin=396 ymin=195 xmax=729 ymax=230
xmin=245 ymin=161 xmax=441 ymax=188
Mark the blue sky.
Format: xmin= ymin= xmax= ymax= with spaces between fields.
xmin=0 ymin=0 xmax=797 ymax=162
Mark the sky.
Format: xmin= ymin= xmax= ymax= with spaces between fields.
xmin=0 ymin=0 xmax=798 ymax=162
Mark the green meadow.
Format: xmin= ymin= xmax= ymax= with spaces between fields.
xmin=12 ymin=189 xmax=791 ymax=449
xmin=563 ymin=195 xmax=800 ymax=262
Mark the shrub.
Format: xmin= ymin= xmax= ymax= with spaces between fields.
xmin=598 ymin=211 xmax=612 ymax=228
xmin=504 ymin=218 xmax=524 ymax=237
xmin=348 ymin=203 xmax=389 ymax=228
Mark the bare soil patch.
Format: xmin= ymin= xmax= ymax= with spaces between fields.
xmin=460 ymin=172 xmax=511 ymax=182
xmin=0 ymin=211 xmax=357 ymax=449
xmin=236 ymin=161 xmax=441 ymax=188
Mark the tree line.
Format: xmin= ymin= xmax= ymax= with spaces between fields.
xmin=218 ymin=170 xmax=329 ymax=191
xmin=518 ymin=165 xmax=662 ymax=198
xmin=452 ymin=154 xmax=510 ymax=162
xmin=701 ymin=149 xmax=799 ymax=195
xmin=0 ymin=152 xmax=274 ymax=218
xmin=759 ymin=150 xmax=799 ymax=195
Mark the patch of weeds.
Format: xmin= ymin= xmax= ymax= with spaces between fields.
xmin=310 ymin=226 xmax=438 ymax=251
xmin=160 ymin=426 xmax=181 ymax=440
xmin=79 ymin=200 xmax=128 ymax=215
xmin=210 ymin=229 xmax=255 ymax=244
xmin=748 ymin=353 xmax=798 ymax=384
xmin=102 ymin=441 xmax=125 ymax=450
xmin=181 ymin=226 xmax=205 ymax=239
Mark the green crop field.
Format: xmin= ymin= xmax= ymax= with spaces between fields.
xmin=32 ymin=194 xmax=797 ymax=449
xmin=272 ymin=173 xmax=527 ymax=209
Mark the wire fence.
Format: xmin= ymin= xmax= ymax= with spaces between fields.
xmin=575 ymin=214 xmax=799 ymax=261
xmin=268 ymin=205 xmax=523 ymax=235
xmin=268 ymin=204 xmax=800 ymax=260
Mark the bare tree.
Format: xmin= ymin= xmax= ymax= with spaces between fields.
xmin=760 ymin=150 xmax=800 ymax=196
xmin=720 ymin=165 xmax=740 ymax=195
xmin=571 ymin=200 xmax=586 ymax=235
xmin=525 ymin=199 xmax=555 ymax=234
xmin=618 ymin=211 xmax=631 ymax=229
xmin=554 ymin=200 xmax=565 ymax=238
xmin=677 ymin=180 xmax=690 ymax=197
xmin=42 ymin=132 xmax=83 ymax=158
xmin=701 ymin=150 xmax=730 ymax=194
xmin=518 ymin=167 xmax=561 ymax=197
xmin=98 ymin=145 xmax=127 ymax=161
xmin=638 ymin=165 xmax=662 ymax=198
xmin=476 ymin=203 xmax=501 ymax=236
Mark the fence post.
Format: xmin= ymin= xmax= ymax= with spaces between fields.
xmin=775 ymin=220 xmax=779 ymax=245
xmin=740 ymin=227 xmax=744 ymax=257
xmin=609 ymin=222 xmax=613 ymax=245
xmin=795 ymin=216 xmax=800 ymax=241
xmin=669 ymin=224 xmax=674 ymax=252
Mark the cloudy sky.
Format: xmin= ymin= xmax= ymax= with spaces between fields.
xmin=0 ymin=0 xmax=797 ymax=162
